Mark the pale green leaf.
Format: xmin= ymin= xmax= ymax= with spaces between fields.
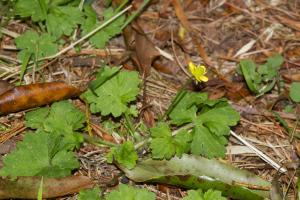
xmin=15 ymin=0 xmax=48 ymax=21
xmin=290 ymin=82 xmax=300 ymax=103
xmin=106 ymin=141 xmax=138 ymax=169
xmin=169 ymin=92 xmax=207 ymax=125
xmin=105 ymin=184 xmax=155 ymax=200
xmin=191 ymin=125 xmax=226 ymax=158
xmin=89 ymin=66 xmax=121 ymax=91
xmin=0 ymin=131 xmax=79 ymax=178
xmin=150 ymin=123 xmax=191 ymax=159
xmin=25 ymin=107 xmax=49 ymax=129
xmin=168 ymin=91 xmax=240 ymax=158
xmin=15 ymin=31 xmax=58 ymax=61
xmin=82 ymin=68 xmax=141 ymax=117
xmin=46 ymin=6 xmax=83 ymax=38
xmin=25 ymin=101 xmax=85 ymax=149
xmin=78 ymin=187 xmax=102 ymax=200
xmin=81 ymin=6 xmax=125 ymax=48
xmin=183 ymin=190 xmax=204 ymax=200
xmin=183 ymin=189 xmax=225 ymax=200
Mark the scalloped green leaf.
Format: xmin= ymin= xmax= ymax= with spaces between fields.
xmin=0 ymin=131 xmax=79 ymax=178
xmin=82 ymin=67 xmax=141 ymax=117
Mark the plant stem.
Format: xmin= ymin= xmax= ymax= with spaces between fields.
xmin=124 ymin=112 xmax=135 ymax=136
xmin=159 ymin=79 xmax=192 ymax=121
xmin=83 ymin=134 xmax=117 ymax=147
xmin=134 ymin=122 xmax=194 ymax=150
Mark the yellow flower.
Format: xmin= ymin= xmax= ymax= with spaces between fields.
xmin=188 ymin=62 xmax=208 ymax=83
xmin=178 ymin=25 xmax=186 ymax=40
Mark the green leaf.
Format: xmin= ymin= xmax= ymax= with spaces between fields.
xmin=290 ymin=82 xmax=300 ymax=102
xmin=283 ymin=105 xmax=295 ymax=113
xmin=46 ymin=6 xmax=83 ymax=38
xmin=200 ymin=101 xmax=240 ymax=125
xmin=240 ymin=55 xmax=283 ymax=96
xmin=89 ymin=65 xmax=121 ymax=91
xmin=15 ymin=0 xmax=83 ymax=39
xmin=266 ymin=54 xmax=284 ymax=70
xmin=168 ymin=91 xmax=240 ymax=158
xmin=19 ymin=51 xmax=32 ymax=84
xmin=240 ymin=59 xmax=259 ymax=93
xmin=105 ymin=184 xmax=155 ymax=200
xmin=183 ymin=189 xmax=226 ymax=200
xmin=78 ymin=187 xmax=102 ymax=200
xmin=106 ymin=141 xmax=138 ymax=169
xmin=258 ymin=55 xmax=283 ymax=82
xmin=203 ymin=189 xmax=227 ymax=200
xmin=121 ymin=155 xmax=270 ymax=200
xmin=25 ymin=101 xmax=85 ymax=149
xmin=81 ymin=6 xmax=125 ymax=48
xmin=25 ymin=107 xmax=50 ymax=129
xmin=192 ymin=104 xmax=240 ymax=158
xmin=183 ymin=190 xmax=204 ymax=200
xmin=126 ymin=105 xmax=139 ymax=117
xmin=43 ymin=101 xmax=85 ymax=135
xmin=15 ymin=30 xmax=58 ymax=61
xmin=0 ymin=131 xmax=79 ymax=178
xmin=15 ymin=0 xmax=49 ymax=21
xmin=150 ymin=123 xmax=191 ymax=159
xmin=82 ymin=67 xmax=141 ymax=117
xmin=271 ymin=111 xmax=292 ymax=136
xmin=169 ymin=92 xmax=207 ymax=125
xmin=191 ymin=125 xmax=226 ymax=158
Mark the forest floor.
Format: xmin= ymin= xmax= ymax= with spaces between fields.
xmin=1 ymin=0 xmax=300 ymax=199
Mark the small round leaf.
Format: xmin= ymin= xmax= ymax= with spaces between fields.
xmin=290 ymin=82 xmax=300 ymax=102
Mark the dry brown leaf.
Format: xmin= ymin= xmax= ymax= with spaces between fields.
xmin=0 ymin=82 xmax=81 ymax=115
xmin=152 ymin=60 xmax=178 ymax=75
xmin=0 ymin=176 xmax=94 ymax=199
xmin=282 ymin=72 xmax=300 ymax=82
xmin=135 ymin=31 xmax=161 ymax=76
xmin=171 ymin=0 xmax=191 ymax=31
xmin=277 ymin=16 xmax=300 ymax=31
xmin=0 ymin=80 xmax=14 ymax=96
xmin=91 ymin=123 xmax=117 ymax=144
xmin=171 ymin=0 xmax=212 ymax=66
xmin=123 ymin=25 xmax=161 ymax=77
xmin=142 ymin=109 xmax=155 ymax=128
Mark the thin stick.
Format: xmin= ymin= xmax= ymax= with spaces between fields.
xmin=230 ymin=130 xmax=287 ymax=173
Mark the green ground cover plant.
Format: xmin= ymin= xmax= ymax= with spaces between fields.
xmin=2 ymin=1 xmax=293 ymax=199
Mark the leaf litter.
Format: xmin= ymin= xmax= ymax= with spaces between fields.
xmin=0 ymin=0 xmax=300 ymax=199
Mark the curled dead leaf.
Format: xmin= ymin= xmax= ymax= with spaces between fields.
xmin=142 ymin=109 xmax=155 ymax=128
xmin=0 ymin=175 xmax=94 ymax=199
xmin=277 ymin=16 xmax=300 ymax=31
xmin=0 ymin=82 xmax=81 ymax=115
xmin=123 ymin=25 xmax=161 ymax=77
xmin=282 ymin=72 xmax=300 ymax=82
xmin=0 ymin=80 xmax=14 ymax=96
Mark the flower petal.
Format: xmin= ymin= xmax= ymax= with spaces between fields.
xmin=188 ymin=62 xmax=209 ymax=83
xmin=188 ymin=62 xmax=196 ymax=74
xmin=199 ymin=75 xmax=209 ymax=82
xmin=199 ymin=65 xmax=207 ymax=74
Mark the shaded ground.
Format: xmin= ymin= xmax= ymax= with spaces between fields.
xmin=1 ymin=0 xmax=300 ymax=199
